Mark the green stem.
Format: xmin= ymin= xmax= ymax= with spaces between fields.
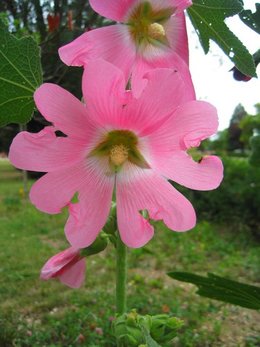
xmin=116 ymin=231 xmax=127 ymax=315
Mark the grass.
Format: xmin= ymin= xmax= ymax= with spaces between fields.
xmin=0 ymin=160 xmax=259 ymax=346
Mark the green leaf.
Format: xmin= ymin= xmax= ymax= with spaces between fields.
xmin=0 ymin=20 xmax=42 ymax=127
xmin=239 ymin=3 xmax=260 ymax=34
xmin=188 ymin=0 xmax=256 ymax=77
xmin=168 ymin=272 xmax=260 ymax=310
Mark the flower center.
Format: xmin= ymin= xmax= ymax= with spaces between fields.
xmin=110 ymin=144 xmax=129 ymax=166
xmin=147 ymin=23 xmax=166 ymax=40
xmin=127 ymin=1 xmax=173 ymax=50
xmin=89 ymin=130 xmax=149 ymax=172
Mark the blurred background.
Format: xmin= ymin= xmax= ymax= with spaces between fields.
xmin=0 ymin=1 xmax=259 ymax=346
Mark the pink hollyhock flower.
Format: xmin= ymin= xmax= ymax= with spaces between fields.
xmin=9 ymin=59 xmax=223 ymax=249
xmin=59 ymin=0 xmax=193 ymax=96
xmin=40 ymin=247 xmax=85 ymax=288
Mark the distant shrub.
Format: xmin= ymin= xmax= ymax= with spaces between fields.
xmin=174 ymin=156 xmax=260 ymax=239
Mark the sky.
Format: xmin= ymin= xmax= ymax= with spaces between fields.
xmin=187 ymin=1 xmax=260 ymax=130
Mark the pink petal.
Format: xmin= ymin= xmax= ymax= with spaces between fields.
xmin=65 ymin=158 xmax=114 ymax=248
xmin=147 ymin=101 xmax=219 ymax=154
xmin=59 ymin=258 xmax=86 ymax=288
xmin=116 ymin=164 xmax=196 ymax=248
xmin=29 ymin=163 xmax=85 ymax=214
xmin=9 ymin=127 xmax=86 ymax=172
xmin=34 ymin=84 xmax=95 ymax=140
xmin=123 ymin=68 xmax=194 ymax=134
xmin=164 ymin=13 xmax=189 ymax=65
xmin=171 ymin=0 xmax=192 ymax=12
xmin=131 ymin=53 xmax=194 ymax=98
xmin=89 ymin=0 xmax=138 ymax=21
xmin=144 ymin=0 xmax=191 ymax=12
xmin=82 ymin=59 xmax=129 ymax=128
xmin=40 ymin=247 xmax=80 ymax=280
xmin=154 ymin=153 xmax=224 ymax=190
xmin=59 ymin=25 xmax=135 ymax=80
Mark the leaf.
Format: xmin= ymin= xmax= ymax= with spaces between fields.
xmin=239 ymin=3 xmax=260 ymax=34
xmin=141 ymin=325 xmax=161 ymax=347
xmin=188 ymin=0 xmax=256 ymax=77
xmin=0 ymin=20 xmax=42 ymax=127
xmin=168 ymin=272 xmax=260 ymax=310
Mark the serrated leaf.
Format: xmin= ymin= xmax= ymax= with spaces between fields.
xmin=168 ymin=272 xmax=260 ymax=310
xmin=0 ymin=20 xmax=42 ymax=127
xmin=188 ymin=0 xmax=256 ymax=77
xmin=239 ymin=3 xmax=260 ymax=34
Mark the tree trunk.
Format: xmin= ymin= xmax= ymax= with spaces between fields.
xmin=32 ymin=0 xmax=47 ymax=40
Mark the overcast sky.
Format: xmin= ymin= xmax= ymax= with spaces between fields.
xmin=187 ymin=1 xmax=260 ymax=130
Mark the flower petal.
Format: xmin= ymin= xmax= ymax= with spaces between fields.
xmin=40 ymin=247 xmax=80 ymax=279
xmin=65 ymin=158 xmax=114 ymax=248
xmin=59 ymin=25 xmax=135 ymax=80
xmin=29 ymin=164 xmax=85 ymax=214
xmin=9 ymin=127 xmax=86 ymax=172
xmin=59 ymin=258 xmax=86 ymax=288
xmin=34 ymin=84 xmax=95 ymax=140
xmin=164 ymin=12 xmax=189 ymax=64
xmin=82 ymin=59 xmax=129 ymax=127
xmin=89 ymin=0 xmax=138 ymax=21
xmin=131 ymin=53 xmax=195 ymax=98
xmin=154 ymin=153 xmax=224 ymax=190
xmin=147 ymin=100 xmax=219 ymax=153
xmin=116 ymin=164 xmax=196 ymax=248
xmin=123 ymin=67 xmax=195 ymax=134
xmin=171 ymin=0 xmax=192 ymax=12
xmin=140 ymin=0 xmax=191 ymax=12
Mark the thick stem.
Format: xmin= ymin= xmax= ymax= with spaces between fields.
xmin=116 ymin=232 xmax=127 ymax=315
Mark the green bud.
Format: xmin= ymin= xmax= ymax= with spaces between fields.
xmin=103 ymin=202 xmax=117 ymax=236
xmin=150 ymin=314 xmax=183 ymax=343
xmin=113 ymin=311 xmax=145 ymax=346
xmin=80 ymin=232 xmax=108 ymax=257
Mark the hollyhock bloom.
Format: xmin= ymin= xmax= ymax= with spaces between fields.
xmin=9 ymin=59 xmax=223 ymax=249
xmin=40 ymin=247 xmax=85 ymax=288
xmin=59 ymin=0 xmax=193 ymax=96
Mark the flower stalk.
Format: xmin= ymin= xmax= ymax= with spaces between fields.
xmin=116 ymin=231 xmax=127 ymax=315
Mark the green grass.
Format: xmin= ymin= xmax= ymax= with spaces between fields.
xmin=0 ymin=160 xmax=259 ymax=346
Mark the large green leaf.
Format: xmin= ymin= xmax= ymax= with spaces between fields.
xmin=0 ymin=20 xmax=42 ymax=127
xmin=239 ymin=3 xmax=260 ymax=34
xmin=168 ymin=272 xmax=260 ymax=310
xmin=188 ymin=0 xmax=256 ymax=77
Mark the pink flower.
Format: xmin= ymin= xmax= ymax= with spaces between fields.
xmin=40 ymin=247 xmax=85 ymax=288
xmin=9 ymin=59 xmax=223 ymax=249
xmin=59 ymin=0 xmax=193 ymax=96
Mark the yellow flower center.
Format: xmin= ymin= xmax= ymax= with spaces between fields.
xmin=89 ymin=130 xmax=150 ymax=173
xmin=110 ymin=144 xmax=129 ymax=166
xmin=127 ymin=1 xmax=173 ymax=50
xmin=147 ymin=23 xmax=166 ymax=40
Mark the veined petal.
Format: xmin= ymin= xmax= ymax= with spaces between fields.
xmin=164 ymin=12 xmax=189 ymax=64
xmin=131 ymin=53 xmax=194 ymax=98
xmin=82 ymin=59 xmax=129 ymax=127
xmin=29 ymin=163 xmax=86 ymax=214
xmin=59 ymin=25 xmax=135 ymax=81
xmin=65 ymin=157 xmax=114 ymax=248
xmin=9 ymin=127 xmax=86 ymax=172
xmin=124 ymin=67 xmax=194 ymax=134
xmin=154 ymin=153 xmax=224 ymax=190
xmin=171 ymin=0 xmax=192 ymax=12
xmin=59 ymin=259 xmax=86 ymax=288
xmin=116 ymin=164 xmax=196 ymax=248
xmin=90 ymin=0 xmax=139 ymax=21
xmin=34 ymin=84 xmax=95 ymax=140
xmin=40 ymin=247 xmax=80 ymax=279
xmin=147 ymin=101 xmax=219 ymax=153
